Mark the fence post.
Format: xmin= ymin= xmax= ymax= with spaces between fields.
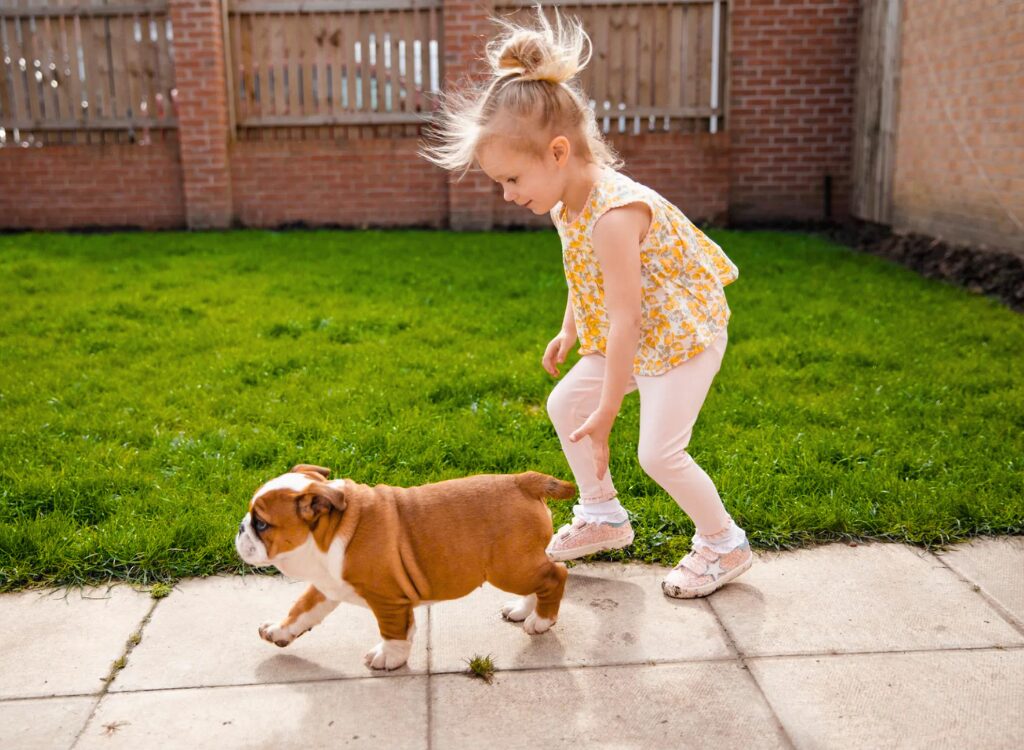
xmin=442 ymin=0 xmax=495 ymax=230
xmin=168 ymin=0 xmax=233 ymax=229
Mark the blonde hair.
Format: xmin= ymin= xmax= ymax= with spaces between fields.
xmin=420 ymin=6 xmax=621 ymax=177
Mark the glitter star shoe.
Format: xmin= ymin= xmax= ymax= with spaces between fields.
xmin=662 ymin=541 xmax=753 ymax=599
xmin=546 ymin=517 xmax=635 ymax=561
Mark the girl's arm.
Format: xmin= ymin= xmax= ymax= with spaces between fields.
xmin=543 ymin=292 xmax=579 ymax=377
xmin=569 ymin=203 xmax=649 ymax=479
xmin=561 ymin=292 xmax=577 ymax=337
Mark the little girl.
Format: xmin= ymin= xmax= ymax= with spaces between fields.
xmin=422 ymin=9 xmax=751 ymax=598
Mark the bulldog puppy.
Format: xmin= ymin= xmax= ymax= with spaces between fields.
xmin=235 ymin=464 xmax=574 ymax=670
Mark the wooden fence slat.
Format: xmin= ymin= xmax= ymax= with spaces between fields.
xmin=62 ymin=13 xmax=82 ymax=123
xmin=386 ymin=10 xmax=398 ymax=113
xmin=75 ymin=13 xmax=93 ymax=123
xmin=342 ymin=8 xmax=352 ymax=110
xmin=87 ymin=14 xmax=110 ymax=117
xmin=118 ymin=13 xmax=136 ymax=119
xmin=413 ymin=7 xmax=425 ymax=110
xmin=365 ymin=9 xmax=376 ymax=111
xmin=0 ymin=19 xmax=19 ymax=122
xmin=398 ymin=7 xmax=411 ymax=112
xmin=40 ymin=16 xmax=60 ymax=119
xmin=155 ymin=13 xmax=174 ymax=122
xmin=287 ymin=9 xmax=300 ymax=114
xmin=427 ymin=1 xmax=438 ymax=96
xmin=300 ymin=5 xmax=314 ymax=114
xmin=652 ymin=1 xmax=666 ymax=122
xmin=697 ymin=0 xmax=710 ymax=111
xmin=380 ymin=11 xmax=390 ymax=109
xmin=254 ymin=13 xmax=271 ymax=117
xmin=683 ymin=4 xmax=697 ymax=110
xmin=668 ymin=3 xmax=681 ymax=110
xmin=637 ymin=2 xmax=651 ymax=114
xmin=19 ymin=17 xmax=43 ymax=121
xmin=270 ymin=13 xmax=284 ymax=113
xmin=357 ymin=9 xmax=367 ymax=110
xmin=103 ymin=15 xmax=123 ymax=118
xmin=372 ymin=11 xmax=384 ymax=111
xmin=313 ymin=8 xmax=325 ymax=112
xmin=592 ymin=5 xmax=608 ymax=117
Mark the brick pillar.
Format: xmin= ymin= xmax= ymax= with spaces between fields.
xmin=442 ymin=0 xmax=495 ymax=230
xmin=169 ymin=0 xmax=233 ymax=228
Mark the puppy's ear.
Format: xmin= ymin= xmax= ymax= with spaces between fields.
xmin=291 ymin=464 xmax=331 ymax=479
xmin=296 ymin=482 xmax=347 ymax=522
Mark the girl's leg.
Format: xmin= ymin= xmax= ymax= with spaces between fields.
xmin=546 ymin=355 xmax=621 ymax=504
xmin=635 ymin=330 xmax=732 ymax=536
xmin=634 ymin=330 xmax=753 ymax=597
xmin=545 ymin=355 xmax=636 ymax=560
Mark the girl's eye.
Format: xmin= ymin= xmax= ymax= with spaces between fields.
xmin=254 ymin=517 xmax=269 ymax=532
xmin=507 ymin=178 xmax=517 ymax=184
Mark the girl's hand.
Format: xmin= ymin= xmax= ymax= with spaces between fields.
xmin=569 ymin=408 xmax=616 ymax=480
xmin=542 ymin=330 xmax=577 ymax=377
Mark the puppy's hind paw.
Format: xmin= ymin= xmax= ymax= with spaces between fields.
xmin=500 ymin=594 xmax=537 ymax=623
xmin=363 ymin=639 xmax=411 ymax=671
xmin=523 ymin=612 xmax=555 ymax=635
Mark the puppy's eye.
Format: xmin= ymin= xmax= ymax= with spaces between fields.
xmin=254 ymin=517 xmax=269 ymax=532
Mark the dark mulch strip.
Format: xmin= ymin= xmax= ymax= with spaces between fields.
xmin=827 ymin=221 xmax=1024 ymax=312
xmin=729 ymin=218 xmax=1024 ymax=313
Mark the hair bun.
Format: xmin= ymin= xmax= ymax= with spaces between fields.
xmin=488 ymin=10 xmax=590 ymax=85
xmin=496 ymin=32 xmax=553 ymax=80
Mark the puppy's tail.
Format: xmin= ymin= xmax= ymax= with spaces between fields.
xmin=516 ymin=471 xmax=576 ymax=501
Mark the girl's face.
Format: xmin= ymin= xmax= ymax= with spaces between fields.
xmin=477 ymin=138 xmax=568 ymax=215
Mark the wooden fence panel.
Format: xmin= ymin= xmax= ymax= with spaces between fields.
xmin=228 ymin=0 xmax=443 ymax=130
xmin=500 ymin=0 xmax=727 ymax=134
xmin=0 ymin=0 xmax=176 ymax=144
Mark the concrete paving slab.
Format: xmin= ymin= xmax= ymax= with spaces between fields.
xmin=76 ymin=676 xmax=428 ymax=750
xmin=938 ymin=536 xmax=1024 ymax=629
xmin=749 ymin=648 xmax=1024 ymax=749
xmin=111 ymin=576 xmax=428 ymax=693
xmin=709 ymin=543 xmax=1024 ymax=656
xmin=0 ymin=586 xmax=152 ymax=699
xmin=429 ymin=563 xmax=732 ymax=673
xmin=431 ymin=661 xmax=789 ymax=749
xmin=0 ymin=696 xmax=95 ymax=750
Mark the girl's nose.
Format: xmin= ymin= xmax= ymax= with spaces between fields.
xmin=502 ymin=186 xmax=516 ymax=202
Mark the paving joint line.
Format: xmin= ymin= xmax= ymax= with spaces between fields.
xmin=68 ymin=593 xmax=163 ymax=750
xmin=705 ymin=596 xmax=798 ymax=750
xmin=929 ymin=549 xmax=1024 ymax=637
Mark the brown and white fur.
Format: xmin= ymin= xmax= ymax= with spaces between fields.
xmin=235 ymin=464 xmax=574 ymax=670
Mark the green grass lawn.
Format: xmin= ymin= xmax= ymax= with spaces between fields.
xmin=1 ymin=229 xmax=1022 ymax=591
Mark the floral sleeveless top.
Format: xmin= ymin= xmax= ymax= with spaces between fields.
xmin=551 ymin=168 xmax=738 ymax=376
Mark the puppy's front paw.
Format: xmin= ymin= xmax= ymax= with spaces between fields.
xmin=363 ymin=640 xmax=411 ymax=670
xmin=523 ymin=612 xmax=555 ymax=635
xmin=258 ymin=622 xmax=296 ymax=648
xmin=500 ymin=595 xmax=536 ymax=622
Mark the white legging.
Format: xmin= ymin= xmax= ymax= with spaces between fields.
xmin=546 ymin=328 xmax=731 ymax=536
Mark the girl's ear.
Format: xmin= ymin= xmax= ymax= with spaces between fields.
xmin=549 ymin=135 xmax=571 ymax=167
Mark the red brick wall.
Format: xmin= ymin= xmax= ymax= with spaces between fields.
xmin=728 ymin=0 xmax=859 ymax=222
xmin=891 ymin=0 xmax=1024 ymax=255
xmin=230 ymin=138 xmax=446 ymax=228
xmin=168 ymin=0 xmax=233 ymax=228
xmin=1 ymin=0 xmax=863 ymax=232
xmin=442 ymin=0 xmax=496 ymax=230
xmin=0 ymin=140 xmax=184 ymax=230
